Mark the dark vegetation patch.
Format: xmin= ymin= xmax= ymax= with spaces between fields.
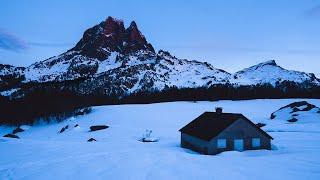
xmin=59 ymin=125 xmax=69 ymax=133
xmin=75 ymin=107 xmax=92 ymax=116
xmin=140 ymin=138 xmax=159 ymax=143
xmin=12 ymin=127 xmax=24 ymax=134
xmin=1 ymin=81 xmax=320 ymax=125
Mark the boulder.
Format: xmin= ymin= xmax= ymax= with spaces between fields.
xmin=287 ymin=118 xmax=298 ymax=123
xmin=3 ymin=133 xmax=19 ymax=139
xmin=256 ymin=123 xmax=266 ymax=128
xmin=89 ymin=125 xmax=109 ymax=132
xmin=87 ymin=138 xmax=97 ymax=142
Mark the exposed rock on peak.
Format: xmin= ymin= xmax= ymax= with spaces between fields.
xmin=72 ymin=16 xmax=154 ymax=60
xmin=124 ymin=21 xmax=154 ymax=54
xmin=104 ymin=16 xmax=125 ymax=37
xmin=257 ymin=60 xmax=277 ymax=67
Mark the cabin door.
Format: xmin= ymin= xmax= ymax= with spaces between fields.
xmin=234 ymin=139 xmax=244 ymax=151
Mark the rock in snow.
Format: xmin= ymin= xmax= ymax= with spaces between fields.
xmin=87 ymin=138 xmax=97 ymax=142
xmin=89 ymin=125 xmax=109 ymax=132
xmin=3 ymin=133 xmax=19 ymax=139
xmin=270 ymin=101 xmax=320 ymax=123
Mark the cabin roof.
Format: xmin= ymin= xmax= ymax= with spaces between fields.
xmin=179 ymin=112 xmax=273 ymax=141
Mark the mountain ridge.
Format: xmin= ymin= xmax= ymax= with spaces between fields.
xmin=1 ymin=16 xmax=320 ymax=124
xmin=1 ymin=15 xmax=319 ymax=91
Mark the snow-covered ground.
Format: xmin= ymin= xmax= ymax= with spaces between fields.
xmin=1 ymin=99 xmax=320 ymax=180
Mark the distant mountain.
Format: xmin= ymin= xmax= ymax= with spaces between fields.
xmin=1 ymin=16 xmax=320 ymax=124
xmin=229 ymin=60 xmax=319 ymax=87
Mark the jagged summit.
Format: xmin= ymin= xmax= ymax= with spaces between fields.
xmin=104 ymin=16 xmax=124 ymax=36
xmin=238 ymin=60 xmax=278 ymax=72
xmin=71 ymin=16 xmax=154 ymax=60
xmin=256 ymin=60 xmax=277 ymax=66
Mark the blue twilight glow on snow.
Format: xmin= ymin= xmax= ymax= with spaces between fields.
xmin=0 ymin=0 xmax=319 ymax=74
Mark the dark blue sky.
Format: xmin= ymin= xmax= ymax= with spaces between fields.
xmin=0 ymin=0 xmax=319 ymax=74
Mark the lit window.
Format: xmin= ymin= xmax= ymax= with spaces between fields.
xmin=217 ymin=139 xmax=227 ymax=148
xmin=252 ymin=138 xmax=260 ymax=148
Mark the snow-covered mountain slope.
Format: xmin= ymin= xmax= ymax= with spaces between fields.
xmin=6 ymin=17 xmax=229 ymax=90
xmin=0 ymin=64 xmax=25 ymax=77
xmin=0 ymin=64 xmax=25 ymax=91
xmin=0 ymin=16 xmax=319 ymax=97
xmin=1 ymin=99 xmax=320 ymax=179
xmin=229 ymin=60 xmax=320 ymax=86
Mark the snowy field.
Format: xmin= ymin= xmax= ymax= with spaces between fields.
xmin=1 ymin=99 xmax=320 ymax=180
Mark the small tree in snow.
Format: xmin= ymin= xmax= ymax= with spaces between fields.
xmin=140 ymin=129 xmax=159 ymax=142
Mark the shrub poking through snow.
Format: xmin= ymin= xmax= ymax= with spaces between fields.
xmin=12 ymin=127 xmax=24 ymax=134
xmin=87 ymin=138 xmax=96 ymax=142
xmin=74 ymin=124 xmax=79 ymax=127
xmin=256 ymin=123 xmax=266 ymax=128
xmin=89 ymin=125 xmax=109 ymax=132
xmin=3 ymin=133 xmax=19 ymax=139
xmin=270 ymin=113 xmax=276 ymax=119
xmin=75 ymin=107 xmax=92 ymax=116
xmin=59 ymin=125 xmax=69 ymax=133
xmin=140 ymin=129 xmax=159 ymax=142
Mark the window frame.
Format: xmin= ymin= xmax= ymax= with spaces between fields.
xmin=217 ymin=139 xmax=227 ymax=149
xmin=252 ymin=138 xmax=261 ymax=148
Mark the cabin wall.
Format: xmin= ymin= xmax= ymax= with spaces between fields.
xmin=207 ymin=118 xmax=271 ymax=154
xmin=181 ymin=133 xmax=209 ymax=154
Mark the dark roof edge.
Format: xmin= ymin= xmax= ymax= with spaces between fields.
xmin=178 ymin=113 xmax=206 ymax=132
xmin=179 ymin=112 xmax=273 ymax=140
xmin=178 ymin=112 xmax=243 ymax=132
xmin=239 ymin=115 xmax=273 ymax=140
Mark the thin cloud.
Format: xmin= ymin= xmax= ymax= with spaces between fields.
xmin=0 ymin=29 xmax=28 ymax=51
xmin=305 ymin=5 xmax=320 ymax=17
xmin=0 ymin=28 xmax=73 ymax=52
xmin=29 ymin=42 xmax=73 ymax=47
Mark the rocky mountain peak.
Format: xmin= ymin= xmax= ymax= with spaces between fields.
xmin=124 ymin=21 xmax=154 ymax=54
xmin=103 ymin=16 xmax=125 ymax=37
xmin=258 ymin=60 xmax=277 ymax=67
xmin=72 ymin=16 xmax=154 ymax=60
xmin=127 ymin=21 xmax=144 ymax=42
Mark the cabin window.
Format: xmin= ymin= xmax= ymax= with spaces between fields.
xmin=217 ymin=139 xmax=227 ymax=148
xmin=252 ymin=138 xmax=260 ymax=148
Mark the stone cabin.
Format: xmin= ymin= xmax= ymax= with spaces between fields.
xmin=179 ymin=107 xmax=273 ymax=155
